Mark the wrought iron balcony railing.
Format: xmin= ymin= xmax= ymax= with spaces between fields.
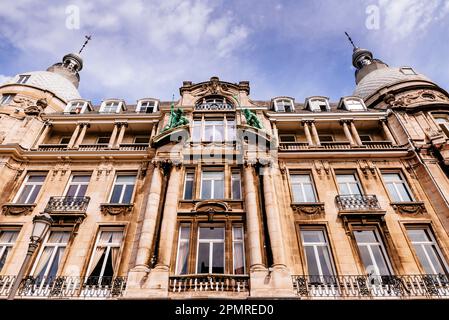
xmin=0 ymin=275 xmax=127 ymax=299
xmin=279 ymin=141 xmax=402 ymax=151
xmin=195 ymin=102 xmax=234 ymax=111
xmin=335 ymin=194 xmax=381 ymax=211
xmin=292 ymin=274 xmax=449 ymax=299
xmin=169 ymin=274 xmax=249 ymax=293
xmin=45 ymin=196 xmax=90 ymax=213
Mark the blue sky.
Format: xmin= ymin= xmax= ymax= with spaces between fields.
xmin=1 ymin=0 xmax=448 ymax=104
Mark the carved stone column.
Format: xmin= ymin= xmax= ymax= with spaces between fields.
xmin=74 ymin=123 xmax=89 ymax=148
xmin=34 ymin=122 xmax=52 ymax=148
xmin=243 ymin=162 xmax=265 ymax=270
xmin=115 ymin=122 xmax=128 ymax=148
xmin=133 ymin=162 xmax=164 ymax=270
xmin=310 ymin=121 xmax=321 ymax=146
xmin=108 ymin=123 xmax=119 ymax=148
xmin=341 ymin=120 xmax=356 ymax=146
xmin=302 ymin=120 xmax=314 ymax=146
xmin=67 ymin=123 xmax=81 ymax=148
xmin=350 ymin=121 xmax=363 ymax=146
xmin=380 ymin=119 xmax=396 ymax=144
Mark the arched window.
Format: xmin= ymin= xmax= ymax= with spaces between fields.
xmin=195 ymin=95 xmax=234 ymax=111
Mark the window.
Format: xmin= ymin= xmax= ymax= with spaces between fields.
xmin=15 ymin=173 xmax=47 ymax=204
xmin=232 ymin=226 xmax=245 ymax=274
xmin=290 ymin=173 xmax=317 ymax=202
xmin=196 ymin=226 xmax=225 ymax=274
xmin=318 ymin=135 xmax=334 ymax=142
xmin=382 ymin=172 xmax=413 ymax=202
xmin=201 ymin=171 xmax=224 ymax=199
xmin=65 ymin=101 xmax=87 ymax=114
xmin=204 ymin=120 xmax=224 ymax=142
xmin=354 ymin=229 xmax=392 ymax=276
xmin=109 ymin=174 xmax=136 ymax=204
xmin=175 ymin=222 xmax=246 ymax=275
xmin=192 ymin=120 xmax=202 ymax=142
xmin=192 ymin=118 xmax=236 ymax=142
xmin=344 ymin=99 xmax=366 ymax=111
xmin=86 ymin=228 xmax=124 ymax=284
xmin=336 ymin=173 xmax=362 ymax=195
xmin=137 ymin=100 xmax=158 ymax=113
xmin=175 ymin=225 xmax=191 ymax=275
xmin=65 ymin=174 xmax=90 ymax=198
xmin=0 ymin=228 xmax=19 ymax=272
xmin=360 ymin=135 xmax=372 ymax=142
xmin=309 ymin=100 xmax=329 ymax=112
xmin=31 ymin=230 xmax=70 ymax=280
xmin=300 ymin=228 xmax=335 ymax=282
xmin=183 ymin=170 xmax=195 ymax=200
xmin=60 ymin=136 xmax=71 ymax=145
xmin=0 ymin=94 xmax=15 ymax=105
xmin=231 ymin=171 xmax=242 ymax=200
xmin=17 ymin=75 xmax=30 ymax=84
xmin=100 ymin=101 xmax=120 ymax=113
xmin=275 ymin=99 xmax=294 ymax=112
xmin=279 ymin=134 xmax=296 ymax=143
xmin=400 ymin=67 xmax=417 ymax=75
xmin=226 ymin=119 xmax=236 ymax=142
xmin=407 ymin=227 xmax=448 ymax=275
xmin=97 ymin=136 xmax=110 ymax=144
xmin=434 ymin=116 xmax=449 ymax=136
xmin=134 ymin=136 xmax=150 ymax=144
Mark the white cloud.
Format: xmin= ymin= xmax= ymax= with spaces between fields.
xmin=0 ymin=75 xmax=11 ymax=85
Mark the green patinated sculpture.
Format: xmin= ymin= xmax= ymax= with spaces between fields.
xmin=163 ymin=103 xmax=189 ymax=132
xmin=243 ymin=108 xmax=263 ymax=129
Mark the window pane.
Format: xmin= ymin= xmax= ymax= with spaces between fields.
xmin=184 ymin=175 xmax=194 ymax=200
xmin=214 ymin=179 xmax=224 ymax=199
xmin=28 ymin=175 xmax=46 ymax=182
xmin=233 ymin=226 xmax=243 ymax=240
xmin=28 ymin=185 xmax=42 ymax=203
xmin=77 ymin=185 xmax=88 ymax=197
xmin=122 ymin=185 xmax=134 ymax=203
xmin=176 ymin=226 xmax=190 ymax=275
xmin=17 ymin=185 xmax=33 ymax=203
xmin=201 ymin=180 xmax=211 ymax=199
xmin=407 ymin=229 xmax=429 ymax=242
xmin=317 ymin=246 xmax=334 ymax=276
xmin=197 ymin=243 xmax=209 ymax=273
xmin=110 ymin=185 xmax=123 ymax=203
xmin=212 ymin=243 xmax=224 ymax=273
xmin=292 ymin=184 xmax=304 ymax=202
xmin=66 ymin=185 xmax=78 ymax=197
xmin=303 ymin=184 xmax=316 ymax=202
xmin=386 ymin=184 xmax=401 ymax=202
xmin=199 ymin=227 xmax=224 ymax=240
xmin=305 ymin=246 xmax=320 ymax=275
xmin=72 ymin=175 xmax=90 ymax=183
xmin=354 ymin=230 xmax=377 ymax=243
xmin=302 ymin=230 xmax=326 ymax=243
xmin=396 ymin=184 xmax=412 ymax=201
xmin=116 ymin=175 xmax=135 ymax=183
xmin=233 ymin=242 xmax=245 ymax=274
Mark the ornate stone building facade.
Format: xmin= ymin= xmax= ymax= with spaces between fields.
xmin=1 ymin=45 xmax=449 ymax=300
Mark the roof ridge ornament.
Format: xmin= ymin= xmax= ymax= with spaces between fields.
xmin=79 ymin=35 xmax=92 ymax=54
xmin=344 ymin=31 xmax=357 ymax=51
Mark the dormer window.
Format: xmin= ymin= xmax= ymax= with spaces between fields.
xmin=305 ymin=97 xmax=330 ymax=112
xmin=338 ymin=97 xmax=366 ymax=111
xmin=136 ymin=99 xmax=158 ymax=113
xmin=274 ymin=98 xmax=294 ymax=112
xmin=65 ymin=100 xmax=92 ymax=114
xmin=195 ymin=96 xmax=233 ymax=111
xmin=0 ymin=93 xmax=15 ymax=105
xmin=100 ymin=100 xmax=126 ymax=113
xmin=400 ymin=67 xmax=417 ymax=75
xmin=17 ymin=75 xmax=30 ymax=84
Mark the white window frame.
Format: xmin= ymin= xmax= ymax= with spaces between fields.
xmin=175 ymin=224 xmax=191 ymax=275
xmin=0 ymin=228 xmax=20 ymax=272
xmin=290 ymin=173 xmax=318 ymax=203
xmin=17 ymin=74 xmax=30 ymax=84
xmin=100 ymin=101 xmax=122 ymax=113
xmin=231 ymin=170 xmax=242 ymax=200
xmin=136 ymin=100 xmax=158 ymax=113
xmin=85 ymin=227 xmax=124 ymax=280
xmin=108 ymin=173 xmax=137 ymax=204
xmin=63 ymin=174 xmax=91 ymax=198
xmin=407 ymin=226 xmax=449 ymax=275
xmin=382 ymin=171 xmax=414 ymax=202
xmin=183 ymin=170 xmax=195 ymax=200
xmin=274 ymin=99 xmax=294 ymax=112
xmin=195 ymin=225 xmax=225 ymax=274
xmin=300 ymin=228 xmax=336 ymax=280
xmin=336 ymin=172 xmax=363 ymax=195
xmin=200 ymin=171 xmax=225 ymax=200
xmin=14 ymin=173 xmax=47 ymax=204
xmin=309 ymin=99 xmax=330 ymax=112
xmin=0 ymin=94 xmax=15 ymax=105
xmin=232 ymin=225 xmax=246 ymax=275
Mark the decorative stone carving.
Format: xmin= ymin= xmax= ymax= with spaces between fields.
xmin=100 ymin=203 xmax=133 ymax=216
xmin=2 ymin=203 xmax=36 ymax=216
xmin=291 ymin=203 xmax=325 ymax=217
xmin=386 ymin=90 xmax=449 ymax=109
xmin=391 ymin=201 xmax=426 ymax=216
xmin=162 ymin=103 xmax=189 ymax=132
xmin=193 ymin=200 xmax=232 ymax=213
xmin=242 ymin=109 xmax=263 ymax=129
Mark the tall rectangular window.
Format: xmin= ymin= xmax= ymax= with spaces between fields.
xmin=382 ymin=172 xmax=413 ymax=202
xmin=86 ymin=229 xmax=124 ymax=284
xmin=31 ymin=230 xmax=70 ymax=280
xmin=15 ymin=173 xmax=47 ymax=204
xmin=204 ymin=120 xmax=224 ymax=142
xmin=0 ymin=229 xmax=19 ymax=272
xmin=138 ymin=100 xmax=157 ymax=113
xmin=183 ymin=170 xmax=195 ymax=200
xmin=232 ymin=226 xmax=245 ymax=274
xmin=290 ymin=173 xmax=317 ymax=202
xmin=196 ymin=226 xmax=225 ymax=274
xmin=175 ymin=225 xmax=191 ymax=275
xmin=354 ymin=229 xmax=392 ymax=276
xmin=65 ymin=174 xmax=90 ymax=198
xmin=109 ymin=174 xmax=136 ymax=204
xmin=231 ymin=171 xmax=242 ymax=200
xmin=17 ymin=74 xmax=30 ymax=84
xmin=226 ymin=119 xmax=236 ymax=141
xmin=407 ymin=227 xmax=448 ymax=275
xmin=201 ymin=171 xmax=224 ymax=199
xmin=300 ymin=229 xmax=335 ymax=282
xmin=336 ymin=173 xmax=362 ymax=195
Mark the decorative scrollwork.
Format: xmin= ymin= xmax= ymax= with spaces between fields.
xmin=391 ymin=202 xmax=426 ymax=216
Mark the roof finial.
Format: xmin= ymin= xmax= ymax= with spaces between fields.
xmin=79 ymin=35 xmax=92 ymax=54
xmin=344 ymin=32 xmax=357 ymax=50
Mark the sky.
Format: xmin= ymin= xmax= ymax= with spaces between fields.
xmin=0 ymin=0 xmax=448 ymax=105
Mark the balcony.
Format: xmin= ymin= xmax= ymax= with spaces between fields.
xmin=292 ymin=274 xmax=449 ymax=299
xmin=335 ymin=194 xmax=382 ymax=213
xmin=44 ymin=196 xmax=90 ymax=222
xmin=37 ymin=144 xmax=68 ymax=152
xmin=169 ymin=274 xmax=249 ymax=294
xmin=118 ymin=143 xmax=148 ymax=151
xmin=279 ymin=141 xmax=403 ymax=152
xmin=37 ymin=143 xmax=148 ymax=152
xmin=0 ymin=275 xmax=127 ymax=299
